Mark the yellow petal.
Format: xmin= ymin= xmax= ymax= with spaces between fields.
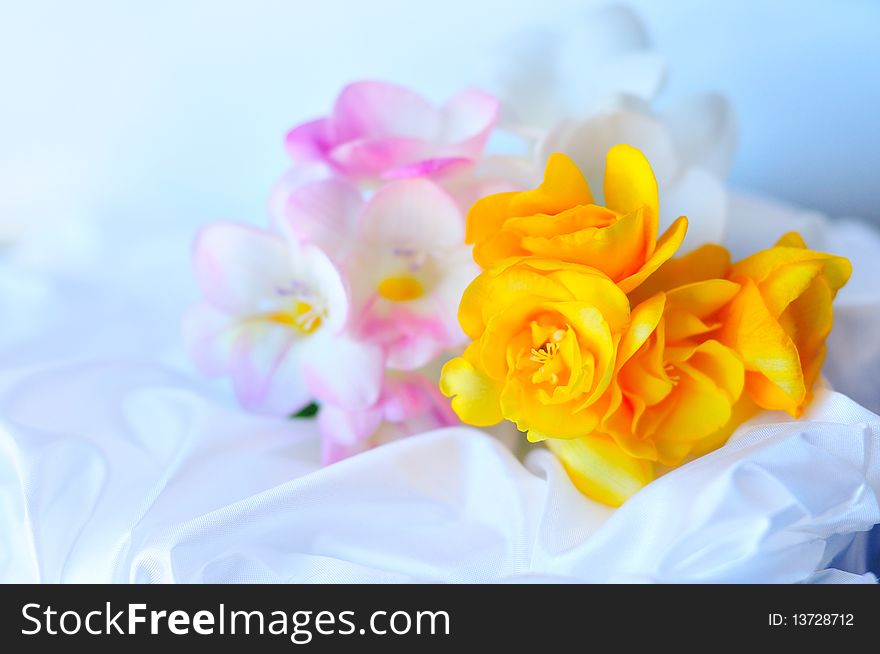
xmin=618 ymin=216 xmax=688 ymax=294
xmin=499 ymin=380 xmax=600 ymax=441
xmin=629 ymin=243 xmax=731 ymax=305
xmin=544 ymin=302 xmax=616 ymax=401
xmin=457 ymin=272 xmax=491 ymax=340
xmin=541 ymin=265 xmax=631 ymax=332
xmin=685 ymin=339 xmax=745 ymax=402
xmin=782 ymin=274 xmax=834 ymax=395
xmin=775 ymin=231 xmax=807 ymax=248
xmin=759 ymin=260 xmax=827 ymax=318
xmin=719 ymin=279 xmax=805 ymax=414
xmin=547 ymin=435 xmax=654 ymax=507
xmin=472 ymin=228 xmax=529 ymax=271
xmin=690 ymin=393 xmax=760 ymax=458
xmin=519 ymin=207 xmax=647 ymax=281
xmin=732 ymin=245 xmax=851 ymax=294
xmin=465 ymin=191 xmax=516 ymax=245
xmin=439 ymin=344 xmax=504 ymax=426
xmin=502 ymin=204 xmax=617 ymax=237
xmin=508 ymin=153 xmax=594 ymax=216
xmin=603 ymin=144 xmax=660 ymax=253
xmin=618 ymin=322 xmax=674 ymax=412
xmin=650 ymin=364 xmax=739 ymax=466
xmin=618 ymin=293 xmax=665 ymax=364
xmin=666 ymin=278 xmax=741 ymax=319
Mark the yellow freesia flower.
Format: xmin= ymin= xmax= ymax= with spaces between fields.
xmin=720 ymin=232 xmax=851 ymax=417
xmin=444 ymin=143 xmax=851 ymax=509
xmin=547 ymin=279 xmax=746 ymax=506
xmin=440 ymin=255 xmax=748 ymax=506
xmin=465 ymin=145 xmax=688 ymax=293
xmin=631 ymin=233 xmax=852 ymax=417
xmin=440 ymin=258 xmax=630 ymax=441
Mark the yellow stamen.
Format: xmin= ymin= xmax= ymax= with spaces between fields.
xmin=378 ymin=275 xmax=424 ymax=302
xmin=530 ymin=341 xmax=559 ymax=364
xmin=268 ymin=301 xmax=322 ymax=335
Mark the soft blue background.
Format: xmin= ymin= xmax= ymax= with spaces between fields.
xmin=1 ymin=0 xmax=878 ymax=236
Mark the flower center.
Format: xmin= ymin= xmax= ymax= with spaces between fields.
xmin=268 ymin=300 xmax=323 ymax=335
xmin=530 ymin=341 xmax=559 ymax=365
xmin=528 ymin=329 xmax=568 ymax=386
xmin=378 ymin=275 xmax=425 ymax=302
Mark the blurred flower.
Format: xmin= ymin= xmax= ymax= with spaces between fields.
xmin=278 ymin=177 xmax=478 ymax=370
xmin=184 ymin=222 xmax=383 ymax=416
xmin=466 ymin=145 xmax=687 ymax=293
xmin=319 ymin=372 xmax=458 ymax=464
xmin=285 ymin=80 xmax=499 ymax=183
xmin=487 ymin=5 xmax=735 ymax=253
xmin=488 ymin=5 xmax=666 ymax=133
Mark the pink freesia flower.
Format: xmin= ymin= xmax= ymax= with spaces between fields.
xmin=318 ymin=373 xmax=459 ymax=464
xmin=285 ymin=81 xmax=500 ymax=182
xmin=277 ymin=177 xmax=478 ymax=369
xmin=184 ymin=222 xmax=383 ymax=416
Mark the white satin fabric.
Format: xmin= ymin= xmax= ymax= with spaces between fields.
xmin=1 ymin=360 xmax=877 ymax=583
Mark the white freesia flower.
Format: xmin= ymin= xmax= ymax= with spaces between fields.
xmin=489 ymin=4 xmax=666 ymax=134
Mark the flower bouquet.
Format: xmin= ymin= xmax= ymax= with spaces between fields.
xmin=186 ymin=53 xmax=861 ymax=519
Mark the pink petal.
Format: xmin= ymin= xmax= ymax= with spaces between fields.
xmin=382 ymin=156 xmax=472 ymax=180
xmin=285 ymin=117 xmax=333 ymax=163
xmin=318 ymin=403 xmax=383 ymax=464
xmin=359 ymin=310 xmax=457 ymax=370
xmin=327 ymin=136 xmax=433 ymax=179
xmin=382 ymin=375 xmax=458 ymax=427
xmin=332 ymin=81 xmax=439 ymax=142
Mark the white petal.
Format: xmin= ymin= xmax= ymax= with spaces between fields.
xmin=662 ymin=93 xmax=737 ymax=177
xmin=433 ymin=245 xmax=480 ymax=331
xmin=182 ymin=302 xmax=238 ymax=376
xmin=268 ymin=162 xmax=334 ymax=225
xmin=229 ymin=322 xmax=312 ymax=416
xmin=724 ymin=191 xmax=828 ymax=259
xmin=193 ymin=223 xmax=293 ymax=316
xmin=542 ymin=100 xmax=680 ymax=198
xmin=662 ymin=167 xmax=727 ymax=253
xmin=579 ymin=53 xmax=666 ymax=108
xmin=292 ymin=244 xmax=349 ymax=334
